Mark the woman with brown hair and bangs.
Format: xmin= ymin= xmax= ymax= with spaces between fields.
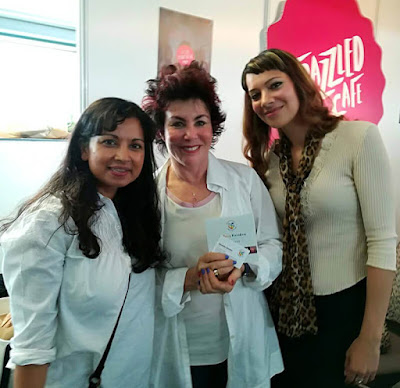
xmin=241 ymin=48 xmax=396 ymax=388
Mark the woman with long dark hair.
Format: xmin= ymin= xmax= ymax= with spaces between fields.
xmin=0 ymin=97 xmax=164 ymax=387
xmin=241 ymin=48 xmax=396 ymax=387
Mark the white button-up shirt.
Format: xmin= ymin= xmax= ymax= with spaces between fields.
xmin=1 ymin=195 xmax=155 ymax=387
xmin=151 ymin=154 xmax=284 ymax=388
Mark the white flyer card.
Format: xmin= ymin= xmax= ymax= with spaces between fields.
xmin=212 ymin=235 xmax=249 ymax=269
xmin=205 ymin=213 xmax=258 ymax=256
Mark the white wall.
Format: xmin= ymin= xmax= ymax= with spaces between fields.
xmin=374 ymin=0 xmax=400 ymax=234
xmin=0 ymin=0 xmax=263 ymax=218
xmin=82 ymin=0 xmax=264 ymax=164
xmin=1 ymin=0 xmax=399 ymax=229
xmin=0 ymin=140 xmax=68 ymax=217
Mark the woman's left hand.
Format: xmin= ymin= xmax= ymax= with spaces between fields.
xmin=227 ymin=267 xmax=244 ymax=287
xmin=199 ymin=266 xmax=244 ymax=294
xmin=344 ymin=335 xmax=380 ymax=385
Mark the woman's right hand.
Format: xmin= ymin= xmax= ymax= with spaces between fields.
xmin=197 ymin=252 xmax=235 ymax=277
xmin=184 ymin=253 xmax=235 ymax=293
xmin=196 ymin=252 xmax=238 ymax=294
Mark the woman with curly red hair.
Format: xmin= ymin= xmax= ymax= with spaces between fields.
xmin=144 ymin=62 xmax=283 ymax=388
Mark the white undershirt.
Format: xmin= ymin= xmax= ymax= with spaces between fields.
xmin=163 ymin=191 xmax=230 ymax=366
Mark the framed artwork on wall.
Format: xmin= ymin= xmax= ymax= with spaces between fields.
xmin=158 ymin=7 xmax=213 ymax=73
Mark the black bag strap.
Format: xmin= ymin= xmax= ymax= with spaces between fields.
xmin=0 ymin=343 xmax=11 ymax=388
xmin=88 ymin=273 xmax=131 ymax=388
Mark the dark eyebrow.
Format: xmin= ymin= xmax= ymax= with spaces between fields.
xmin=248 ymin=77 xmax=282 ymax=94
xmin=169 ymin=114 xmax=209 ymax=121
xmin=265 ymin=77 xmax=282 ymax=86
xmin=100 ymin=133 xmax=144 ymax=142
xmin=194 ymin=114 xmax=209 ymax=120
xmin=248 ymin=88 xmax=259 ymax=95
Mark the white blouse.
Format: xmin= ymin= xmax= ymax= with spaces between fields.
xmin=151 ymin=154 xmax=284 ymax=388
xmin=0 ymin=195 xmax=155 ymax=387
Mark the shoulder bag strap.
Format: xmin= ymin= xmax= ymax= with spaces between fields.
xmin=88 ymin=273 xmax=131 ymax=388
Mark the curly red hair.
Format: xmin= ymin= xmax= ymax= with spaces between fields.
xmin=143 ymin=61 xmax=226 ymax=154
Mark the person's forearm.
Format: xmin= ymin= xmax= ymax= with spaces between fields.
xmin=184 ymin=267 xmax=198 ymax=292
xmin=359 ymin=266 xmax=395 ymax=341
xmin=14 ymin=364 xmax=49 ymax=388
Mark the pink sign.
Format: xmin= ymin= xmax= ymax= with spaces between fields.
xmin=267 ymin=0 xmax=385 ymax=124
xmin=176 ymin=44 xmax=195 ymax=66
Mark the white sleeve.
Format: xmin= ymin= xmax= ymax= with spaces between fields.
xmin=1 ymin=207 xmax=70 ymax=366
xmin=157 ymin=267 xmax=191 ymax=318
xmin=354 ymin=124 xmax=397 ymax=270
xmin=243 ymin=169 xmax=283 ymax=290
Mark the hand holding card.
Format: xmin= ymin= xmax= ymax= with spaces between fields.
xmin=212 ymin=235 xmax=249 ymax=269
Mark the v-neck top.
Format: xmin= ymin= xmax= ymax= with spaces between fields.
xmin=266 ymin=120 xmax=396 ymax=295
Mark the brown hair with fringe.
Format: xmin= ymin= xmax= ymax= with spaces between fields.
xmin=241 ymin=48 xmax=343 ymax=180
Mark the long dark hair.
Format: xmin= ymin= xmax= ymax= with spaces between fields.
xmin=241 ymin=48 xmax=343 ymax=180
xmin=0 ymin=97 xmax=164 ymax=272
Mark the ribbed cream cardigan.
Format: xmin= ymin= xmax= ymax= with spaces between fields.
xmin=266 ymin=120 xmax=397 ymax=295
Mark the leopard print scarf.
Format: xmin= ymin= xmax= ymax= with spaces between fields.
xmin=269 ymin=132 xmax=321 ymax=338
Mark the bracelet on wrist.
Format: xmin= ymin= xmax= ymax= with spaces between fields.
xmin=242 ymin=263 xmax=255 ymax=278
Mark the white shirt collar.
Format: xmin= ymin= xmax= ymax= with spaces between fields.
xmin=157 ymin=152 xmax=229 ymax=193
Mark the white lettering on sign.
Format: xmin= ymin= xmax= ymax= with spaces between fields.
xmin=298 ymin=35 xmax=364 ymax=115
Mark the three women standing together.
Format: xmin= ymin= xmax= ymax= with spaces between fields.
xmin=1 ymin=48 xmax=396 ymax=388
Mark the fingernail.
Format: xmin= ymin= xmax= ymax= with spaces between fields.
xmin=206 ymin=268 xmax=210 ymax=274
xmin=225 ymin=254 xmax=229 ymax=259
xmin=233 ymin=260 xmax=237 ymax=265
xmin=201 ymin=269 xmax=205 ymax=275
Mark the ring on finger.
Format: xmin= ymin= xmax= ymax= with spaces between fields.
xmin=355 ymin=376 xmax=364 ymax=385
xmin=213 ymin=269 xmax=219 ymax=278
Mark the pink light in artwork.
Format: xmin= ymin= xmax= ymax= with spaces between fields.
xmin=176 ymin=44 xmax=195 ymax=66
